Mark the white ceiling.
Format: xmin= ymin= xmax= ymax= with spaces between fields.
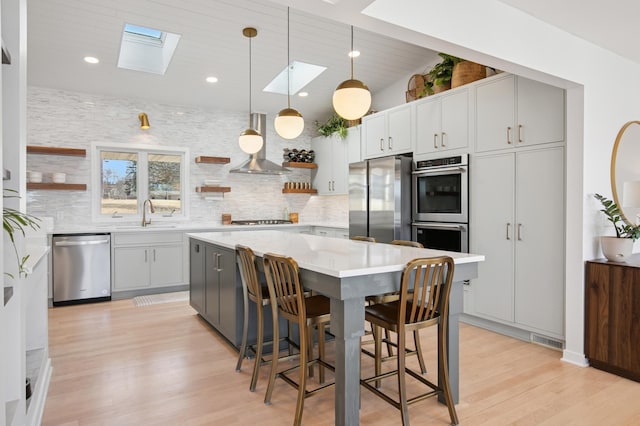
xmin=498 ymin=0 xmax=640 ymax=64
xmin=26 ymin=0 xmax=439 ymax=124
xmin=27 ymin=0 xmax=640 ymax=125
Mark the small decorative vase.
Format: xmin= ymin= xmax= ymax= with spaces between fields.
xmin=600 ymin=236 xmax=633 ymax=262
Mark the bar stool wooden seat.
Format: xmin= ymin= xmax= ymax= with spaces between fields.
xmin=351 ymin=235 xmax=377 ymax=242
xmin=263 ymin=252 xmax=334 ymax=426
xmin=235 ymin=245 xmax=299 ymax=392
xmin=362 ymin=240 xmax=427 ymax=374
xmin=361 ymin=256 xmax=458 ymax=426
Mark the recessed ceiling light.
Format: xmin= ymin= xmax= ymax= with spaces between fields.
xmin=348 ymin=50 xmax=360 ymax=58
xmin=205 ymin=76 xmax=218 ymax=83
xmin=84 ymin=56 xmax=99 ymax=64
xmin=298 ymin=92 xmax=309 ymax=97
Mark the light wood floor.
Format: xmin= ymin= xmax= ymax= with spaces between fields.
xmin=42 ymin=299 xmax=640 ymax=425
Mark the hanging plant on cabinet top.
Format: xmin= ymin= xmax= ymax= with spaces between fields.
xmin=315 ymin=114 xmax=348 ymax=139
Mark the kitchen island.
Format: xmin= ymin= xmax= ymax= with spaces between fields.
xmin=188 ymin=230 xmax=484 ymax=426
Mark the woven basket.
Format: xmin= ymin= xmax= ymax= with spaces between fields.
xmin=405 ymin=74 xmax=427 ymax=102
xmin=451 ymin=61 xmax=486 ymax=88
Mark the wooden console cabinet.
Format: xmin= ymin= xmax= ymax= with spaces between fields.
xmin=585 ymin=256 xmax=640 ymax=382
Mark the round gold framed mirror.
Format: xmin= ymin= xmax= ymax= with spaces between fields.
xmin=611 ymin=120 xmax=640 ymax=226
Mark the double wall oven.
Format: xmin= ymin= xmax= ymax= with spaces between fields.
xmin=412 ymin=154 xmax=469 ymax=253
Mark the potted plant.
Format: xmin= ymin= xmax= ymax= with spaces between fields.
xmin=427 ymin=53 xmax=462 ymax=93
xmin=3 ymin=189 xmax=40 ymax=278
xmin=315 ymin=114 xmax=348 ymax=139
xmin=594 ymin=193 xmax=640 ymax=261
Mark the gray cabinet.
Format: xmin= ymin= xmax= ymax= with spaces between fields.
xmin=475 ymin=74 xmax=565 ymax=152
xmin=467 ymin=146 xmax=565 ymax=338
xmin=189 ymin=238 xmax=291 ymax=349
xmin=189 ymin=239 xmax=206 ymax=315
xmin=362 ymin=104 xmax=413 ymax=158
xmin=415 ymin=88 xmax=469 ymax=155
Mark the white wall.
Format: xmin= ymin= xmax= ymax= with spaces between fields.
xmin=363 ymin=0 xmax=640 ymax=365
xmin=26 ymin=87 xmax=349 ymax=227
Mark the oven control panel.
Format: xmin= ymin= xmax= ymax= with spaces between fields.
xmin=416 ymin=154 xmax=468 ymax=170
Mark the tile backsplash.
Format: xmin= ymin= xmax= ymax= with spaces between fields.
xmin=26 ymin=87 xmax=348 ymax=227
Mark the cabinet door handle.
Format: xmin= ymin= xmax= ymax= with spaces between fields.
xmin=153 ymin=249 xmax=156 ymax=262
xmin=433 ymin=134 xmax=438 ymax=149
xmin=517 ymin=223 xmax=523 ymax=241
xmin=506 ymin=223 xmax=511 ymax=240
xmin=388 ymin=136 xmax=393 ymax=150
xmin=380 ymin=138 xmax=384 ymax=151
xmin=213 ymin=252 xmax=218 ymax=270
xmin=216 ymin=253 xmax=223 ymax=272
xmin=507 ymin=126 xmax=512 ymax=144
xmin=441 ymin=132 xmax=446 ymax=147
xmin=518 ymin=124 xmax=523 ymax=143
xmin=194 ymin=244 xmax=200 ymax=253
xmin=331 ymin=181 xmax=335 ymax=191
xmin=328 ymin=181 xmax=331 ymax=191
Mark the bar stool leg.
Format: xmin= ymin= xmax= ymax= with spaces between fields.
xmin=318 ymin=323 xmax=326 ymax=384
xmin=374 ymin=324 xmax=383 ymax=389
xmin=414 ymin=330 xmax=427 ymax=374
xmin=235 ymin=287 xmax=250 ymax=373
xmin=294 ymin=324 xmax=308 ymax=426
xmin=264 ymin=303 xmax=280 ymax=405
xmin=250 ymin=302 xmax=265 ymax=392
xmin=397 ymin=329 xmax=410 ymax=426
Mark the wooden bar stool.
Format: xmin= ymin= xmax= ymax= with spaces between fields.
xmin=362 ymin=240 xmax=427 ymax=374
xmin=351 ymin=235 xmax=377 ymax=242
xmin=262 ymin=252 xmax=334 ymax=426
xmin=361 ymin=256 xmax=458 ymax=426
xmin=235 ymin=245 xmax=298 ymax=392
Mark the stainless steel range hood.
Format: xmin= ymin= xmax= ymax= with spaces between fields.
xmin=230 ymin=113 xmax=290 ymax=175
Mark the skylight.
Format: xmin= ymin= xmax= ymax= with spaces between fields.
xmin=263 ymin=61 xmax=327 ymax=95
xmin=117 ymin=23 xmax=181 ymax=75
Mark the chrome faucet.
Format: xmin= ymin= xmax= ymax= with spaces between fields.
xmin=142 ymin=199 xmax=155 ymax=227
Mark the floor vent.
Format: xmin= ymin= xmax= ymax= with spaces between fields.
xmin=531 ymin=334 xmax=563 ymax=351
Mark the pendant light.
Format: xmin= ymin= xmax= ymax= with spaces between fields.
xmin=332 ymin=26 xmax=371 ymax=121
xmin=274 ymin=8 xmax=304 ymax=139
xmin=239 ymin=27 xmax=264 ymax=154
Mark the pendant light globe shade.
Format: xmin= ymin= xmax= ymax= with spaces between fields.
xmin=332 ymin=79 xmax=371 ymax=120
xmin=238 ymin=128 xmax=263 ymax=154
xmin=275 ymin=108 xmax=304 ymax=139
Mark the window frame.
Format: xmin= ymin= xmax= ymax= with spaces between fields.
xmin=92 ymin=142 xmax=190 ymax=223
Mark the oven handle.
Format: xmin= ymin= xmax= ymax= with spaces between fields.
xmin=412 ymin=166 xmax=467 ymax=175
xmin=412 ymin=222 xmax=467 ymax=231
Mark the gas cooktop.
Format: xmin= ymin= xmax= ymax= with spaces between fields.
xmin=230 ymin=219 xmax=293 ymax=225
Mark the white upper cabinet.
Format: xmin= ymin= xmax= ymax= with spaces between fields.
xmin=312 ymin=133 xmax=349 ymax=195
xmin=475 ymin=74 xmax=564 ymax=152
xmin=362 ymin=103 xmax=413 ymax=158
xmin=415 ymin=88 xmax=469 ymax=155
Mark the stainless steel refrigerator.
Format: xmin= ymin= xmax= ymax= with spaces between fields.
xmin=349 ymin=156 xmax=412 ymax=243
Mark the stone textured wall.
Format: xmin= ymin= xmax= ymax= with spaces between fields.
xmin=26 ymin=87 xmax=348 ymax=227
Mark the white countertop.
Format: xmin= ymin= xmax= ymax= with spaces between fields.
xmin=23 ymin=244 xmax=50 ymax=274
xmin=51 ymin=222 xmax=347 ymax=234
xmin=188 ymin=230 xmax=485 ymax=278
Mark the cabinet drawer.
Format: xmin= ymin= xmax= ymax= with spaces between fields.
xmin=113 ymin=231 xmax=184 ymax=246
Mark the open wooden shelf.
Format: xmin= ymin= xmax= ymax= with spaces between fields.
xmin=27 ymin=146 xmax=86 ymax=157
xmin=282 ymin=162 xmax=317 ymax=169
xmin=196 ymin=186 xmax=231 ymax=193
xmin=27 ymin=183 xmax=87 ymax=191
xmin=282 ymin=188 xmax=317 ymax=194
xmin=195 ymin=156 xmax=230 ymax=164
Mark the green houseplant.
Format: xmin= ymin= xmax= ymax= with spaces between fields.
xmin=3 ymin=189 xmax=40 ymax=278
xmin=594 ymin=193 xmax=640 ymax=261
xmin=315 ymin=114 xmax=348 ymax=139
xmin=427 ymin=53 xmax=462 ymax=92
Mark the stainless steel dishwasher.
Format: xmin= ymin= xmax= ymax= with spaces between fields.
xmin=52 ymin=233 xmax=111 ymax=305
